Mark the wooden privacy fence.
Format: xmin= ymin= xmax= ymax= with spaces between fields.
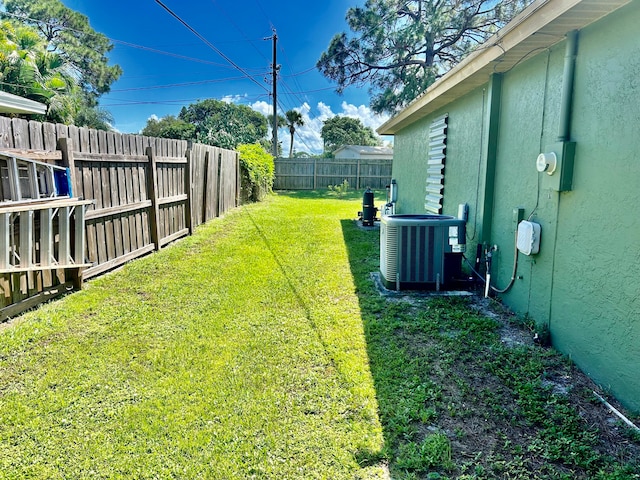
xmin=273 ymin=157 xmax=393 ymax=190
xmin=0 ymin=116 xmax=240 ymax=320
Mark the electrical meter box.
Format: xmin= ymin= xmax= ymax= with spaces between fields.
xmin=517 ymin=221 xmax=541 ymax=255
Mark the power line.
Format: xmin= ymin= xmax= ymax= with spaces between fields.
xmin=0 ymin=10 xmax=266 ymax=72
xmin=110 ymin=75 xmax=268 ymax=93
xmin=278 ymin=44 xmax=308 ymax=107
xmin=102 ymin=93 xmax=270 ymax=107
xmin=281 ymin=65 xmax=318 ymax=78
xmin=1 ymin=8 xmax=324 ymax=106
xmin=1 ymin=8 xmax=323 ymax=87
xmin=111 ymin=39 xmax=263 ymax=70
xmin=209 ymin=0 xmax=270 ymax=63
xmin=281 ymin=86 xmax=339 ymax=95
xmin=1 ymin=1 xmax=420 ymax=92
xmin=154 ymin=0 xmax=269 ymax=94
xmin=252 ymin=0 xmax=272 ymax=27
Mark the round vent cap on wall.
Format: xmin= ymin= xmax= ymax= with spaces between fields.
xmin=536 ymin=152 xmax=557 ymax=175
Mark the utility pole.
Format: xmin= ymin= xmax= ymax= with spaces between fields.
xmin=271 ymin=29 xmax=279 ymax=158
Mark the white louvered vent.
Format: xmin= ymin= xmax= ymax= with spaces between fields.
xmin=425 ymin=114 xmax=448 ymax=214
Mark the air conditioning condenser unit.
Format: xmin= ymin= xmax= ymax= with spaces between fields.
xmin=380 ymin=214 xmax=466 ymax=290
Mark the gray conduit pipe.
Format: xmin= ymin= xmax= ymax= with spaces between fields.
xmin=485 ymin=31 xmax=578 ymax=298
xmin=558 ymin=30 xmax=579 ymax=142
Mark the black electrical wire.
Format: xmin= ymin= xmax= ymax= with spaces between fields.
xmin=154 ymin=0 xmax=269 ymax=94
xmin=462 ymin=254 xmax=486 ymax=284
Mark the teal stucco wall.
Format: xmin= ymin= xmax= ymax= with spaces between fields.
xmin=550 ymin=3 xmax=640 ymax=410
xmin=391 ymin=87 xmax=486 ymax=222
xmin=390 ymin=1 xmax=640 ymax=411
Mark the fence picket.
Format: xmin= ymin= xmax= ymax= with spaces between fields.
xmin=0 ymin=116 xmax=239 ymax=317
xmin=274 ymin=157 xmax=392 ymax=190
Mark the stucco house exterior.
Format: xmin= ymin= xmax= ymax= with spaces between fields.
xmin=333 ymin=145 xmax=393 ymax=161
xmin=378 ymin=0 xmax=639 ymax=411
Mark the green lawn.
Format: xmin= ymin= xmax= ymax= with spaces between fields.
xmin=0 ymin=191 xmax=386 ymax=479
xmin=1 ymin=190 xmax=638 ymax=479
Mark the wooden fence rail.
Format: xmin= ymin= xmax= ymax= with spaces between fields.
xmin=0 ymin=116 xmax=240 ymax=320
xmin=273 ymin=157 xmax=393 ymax=190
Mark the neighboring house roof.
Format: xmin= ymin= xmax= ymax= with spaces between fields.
xmin=333 ymin=145 xmax=393 ymax=158
xmin=0 ymin=91 xmax=47 ymax=115
xmin=378 ymin=0 xmax=631 ymax=135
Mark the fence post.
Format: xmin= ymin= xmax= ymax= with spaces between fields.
xmin=313 ymin=158 xmax=317 ymax=189
xmin=356 ymin=159 xmax=361 ymax=190
xmin=202 ymin=150 xmax=210 ymax=221
xmin=217 ymin=152 xmax=223 ymax=215
xmin=236 ymin=152 xmax=241 ymax=207
xmin=184 ymin=146 xmax=193 ymax=235
xmin=57 ymin=137 xmax=78 ymax=196
xmin=146 ymin=146 xmax=161 ymax=251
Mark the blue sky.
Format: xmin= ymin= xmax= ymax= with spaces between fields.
xmin=60 ymin=0 xmax=391 ymax=154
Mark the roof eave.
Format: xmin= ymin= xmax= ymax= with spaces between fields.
xmin=0 ymin=92 xmax=47 ymax=115
xmin=377 ymin=0 xmax=631 ymax=135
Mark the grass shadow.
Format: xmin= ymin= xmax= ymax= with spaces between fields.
xmin=340 ymin=217 xmax=640 ymax=479
xmin=339 ymin=218 xmax=407 ymax=474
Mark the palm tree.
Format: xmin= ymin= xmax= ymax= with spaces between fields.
xmin=284 ymin=109 xmax=304 ymax=158
xmin=0 ymin=21 xmax=76 ymax=122
xmin=0 ymin=21 xmax=112 ymax=128
xmin=0 ymin=21 xmax=44 ymax=99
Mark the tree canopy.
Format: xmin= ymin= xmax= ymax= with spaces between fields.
xmin=178 ymin=99 xmax=268 ymax=150
xmin=321 ymin=116 xmax=380 ymax=156
xmin=317 ymin=0 xmax=530 ymax=114
xmin=3 ymin=0 xmax=122 ymax=101
xmin=0 ymin=0 xmax=121 ymax=128
xmin=142 ymin=100 xmax=269 ymax=150
xmin=0 ymin=20 xmax=79 ymax=124
xmin=0 ymin=21 xmax=64 ymax=100
xmin=141 ymin=115 xmax=195 ymax=141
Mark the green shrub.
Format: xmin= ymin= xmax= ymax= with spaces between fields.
xmin=237 ymin=143 xmax=274 ymax=202
xmin=328 ymin=179 xmax=350 ymax=195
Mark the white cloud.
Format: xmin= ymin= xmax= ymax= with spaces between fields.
xmin=250 ymin=100 xmax=273 ymax=117
xmin=221 ymin=94 xmax=247 ymax=104
xmin=340 ymin=101 xmax=390 ymax=131
xmin=274 ymin=101 xmax=391 ymax=156
xmin=141 ymin=97 xmax=392 ymax=155
xmin=316 ymin=102 xmax=334 ymax=119
xmin=246 ymin=99 xmax=392 ymax=155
